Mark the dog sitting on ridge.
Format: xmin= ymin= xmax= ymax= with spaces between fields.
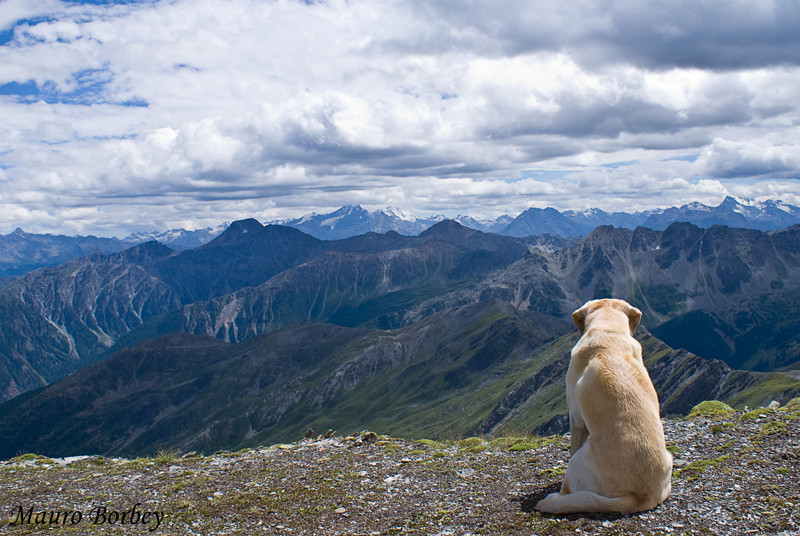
xmin=536 ymin=298 xmax=672 ymax=514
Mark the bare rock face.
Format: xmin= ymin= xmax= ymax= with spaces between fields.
xmin=0 ymin=242 xmax=181 ymax=399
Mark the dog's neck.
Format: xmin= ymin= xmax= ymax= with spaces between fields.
xmin=584 ymin=326 xmax=633 ymax=337
xmin=582 ymin=310 xmax=632 ymax=337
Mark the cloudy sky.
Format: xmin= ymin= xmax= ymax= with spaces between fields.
xmin=1 ymin=0 xmax=800 ymax=237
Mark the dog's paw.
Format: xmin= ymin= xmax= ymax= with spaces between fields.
xmin=535 ymin=492 xmax=561 ymax=512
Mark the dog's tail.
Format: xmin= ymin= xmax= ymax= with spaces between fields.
xmin=535 ymin=490 xmax=643 ymax=515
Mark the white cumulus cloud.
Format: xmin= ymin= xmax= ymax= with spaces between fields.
xmin=0 ymin=0 xmax=799 ymax=236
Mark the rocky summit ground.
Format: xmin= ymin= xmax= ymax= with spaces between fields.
xmin=1 ymin=399 xmax=799 ymax=536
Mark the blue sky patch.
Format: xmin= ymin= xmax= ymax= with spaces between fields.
xmin=0 ymin=70 xmax=147 ymax=107
xmin=0 ymin=81 xmax=39 ymax=97
xmin=664 ymin=154 xmax=700 ymax=163
xmin=0 ymin=28 xmax=14 ymax=47
xmin=601 ymin=160 xmax=637 ymax=169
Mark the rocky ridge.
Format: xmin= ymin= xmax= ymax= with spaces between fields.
xmin=4 ymin=218 xmax=800 ymax=406
xmin=2 ymin=399 xmax=798 ymax=535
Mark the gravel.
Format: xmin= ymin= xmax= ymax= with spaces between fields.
xmin=1 ymin=399 xmax=799 ymax=535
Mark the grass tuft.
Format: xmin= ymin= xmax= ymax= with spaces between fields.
xmin=687 ymin=400 xmax=736 ymax=419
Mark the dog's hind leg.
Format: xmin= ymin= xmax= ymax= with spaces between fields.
xmin=535 ymin=490 xmax=641 ymax=514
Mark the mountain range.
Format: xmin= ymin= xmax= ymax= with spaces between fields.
xmin=1 ymin=214 xmax=800 ymax=457
xmin=0 ymin=224 xmax=227 ymax=279
xmin=2 ymin=196 xmax=800 ymax=457
xmin=4 ymin=218 xmax=800 ymax=396
xmin=146 ymin=220 xmax=800 ymax=373
xmin=3 ymin=197 xmax=799 ymax=279
xmin=0 ymin=220 xmax=528 ymax=400
xmin=274 ymin=196 xmax=800 ymax=240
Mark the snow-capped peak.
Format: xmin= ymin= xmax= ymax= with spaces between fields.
xmin=296 ymin=212 xmax=319 ymax=225
xmin=382 ymin=206 xmax=418 ymax=222
xmin=685 ymin=201 xmax=711 ymax=211
xmin=727 ymin=195 xmax=756 ymax=207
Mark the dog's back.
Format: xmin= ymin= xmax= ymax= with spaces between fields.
xmin=572 ymin=329 xmax=672 ymax=509
xmin=536 ymin=299 xmax=672 ymax=514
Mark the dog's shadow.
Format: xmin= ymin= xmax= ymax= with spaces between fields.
xmin=515 ymin=483 xmax=627 ymax=522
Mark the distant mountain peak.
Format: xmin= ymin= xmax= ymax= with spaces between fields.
xmin=319 ymin=206 xmax=369 ymax=229
xmin=722 ymin=195 xmax=745 ymax=204
xmin=684 ymin=201 xmax=711 ymax=211
xmin=381 ymin=206 xmax=416 ymax=221
xmin=721 ymin=195 xmax=763 ymax=208
xmin=121 ymin=223 xmax=229 ymax=250
xmin=502 ymin=206 xmax=592 ymax=237
xmin=332 ymin=205 xmax=367 ymax=215
xmin=277 ymin=205 xmax=447 ymax=240
xmin=228 ymin=218 xmax=264 ymax=232
xmin=200 ymin=218 xmax=264 ymax=247
xmin=419 ymin=219 xmax=472 ymax=237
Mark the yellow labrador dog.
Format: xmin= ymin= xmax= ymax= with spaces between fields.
xmin=536 ymin=298 xmax=672 ymax=514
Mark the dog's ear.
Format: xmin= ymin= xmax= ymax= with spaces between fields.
xmin=572 ymin=306 xmax=587 ymax=334
xmin=628 ymin=305 xmax=642 ymax=334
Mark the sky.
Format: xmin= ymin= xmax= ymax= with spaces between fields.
xmin=1 ymin=0 xmax=800 ymax=237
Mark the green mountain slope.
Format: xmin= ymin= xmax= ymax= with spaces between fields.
xmin=2 ymin=301 xmax=797 ymax=460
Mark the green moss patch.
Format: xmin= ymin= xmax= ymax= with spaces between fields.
xmin=687 ymin=401 xmax=736 ymax=419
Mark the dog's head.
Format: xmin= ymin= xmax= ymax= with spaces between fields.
xmin=571 ymin=298 xmax=642 ymax=336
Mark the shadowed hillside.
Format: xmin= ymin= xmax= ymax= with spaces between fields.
xmin=1 ymin=301 xmax=797 ymax=460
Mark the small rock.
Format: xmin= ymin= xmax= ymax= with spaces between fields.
xmin=361 ymin=432 xmax=378 ymax=444
xmin=384 ymin=474 xmax=401 ymax=484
